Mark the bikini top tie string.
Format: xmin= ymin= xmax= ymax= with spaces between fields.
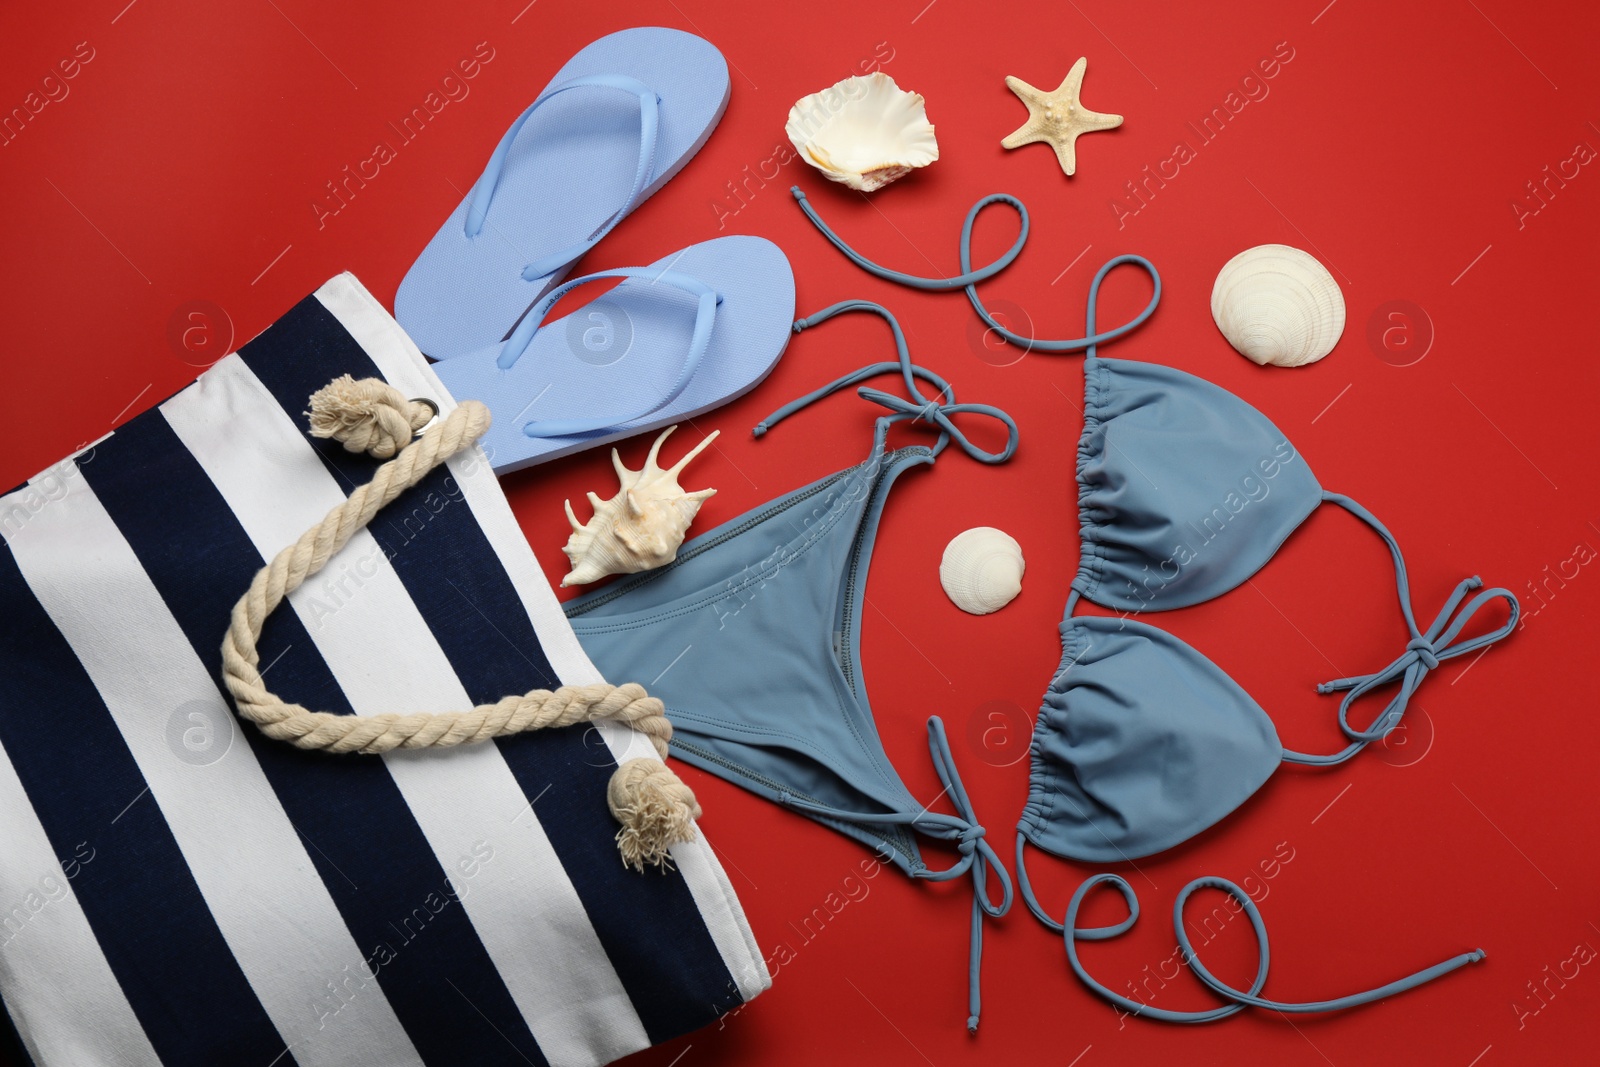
xmin=1282 ymin=575 xmax=1519 ymax=764
xmin=755 ymin=300 xmax=1019 ymax=464
xmin=1281 ymin=492 xmax=1520 ymax=766
xmin=790 ymin=188 xmax=1160 ymax=355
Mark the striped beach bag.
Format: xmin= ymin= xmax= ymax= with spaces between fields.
xmin=0 ymin=273 xmax=767 ymax=1067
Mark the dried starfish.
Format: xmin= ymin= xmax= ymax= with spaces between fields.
xmin=1000 ymin=57 xmax=1123 ymax=177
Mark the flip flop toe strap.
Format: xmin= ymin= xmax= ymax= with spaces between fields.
xmin=464 ymin=73 xmax=662 ymax=282
xmin=492 ymin=265 xmax=723 ymax=439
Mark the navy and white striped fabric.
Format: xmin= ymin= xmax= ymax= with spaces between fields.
xmin=0 ymin=274 xmax=768 ymax=1067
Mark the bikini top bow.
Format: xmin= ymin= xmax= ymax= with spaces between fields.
xmin=1288 ymin=574 xmax=1520 ymax=765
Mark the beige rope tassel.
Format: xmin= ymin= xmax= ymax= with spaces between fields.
xmin=220 ymin=375 xmax=701 ymax=871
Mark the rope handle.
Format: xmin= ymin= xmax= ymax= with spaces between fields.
xmin=219 ymin=375 xmax=700 ymax=871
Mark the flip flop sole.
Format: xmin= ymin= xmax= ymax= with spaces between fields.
xmin=396 ymin=27 xmax=730 ymax=361
xmin=434 ymin=235 xmax=795 ymax=475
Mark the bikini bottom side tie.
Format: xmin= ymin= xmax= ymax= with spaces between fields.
xmin=781 ymin=718 xmax=1014 ymax=1034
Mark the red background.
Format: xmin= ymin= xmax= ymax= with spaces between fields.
xmin=3 ymin=1 xmax=1597 ymax=1064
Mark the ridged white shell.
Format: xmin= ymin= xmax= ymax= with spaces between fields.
xmin=1210 ymin=244 xmax=1346 ymax=368
xmin=939 ymin=528 xmax=1024 ymax=616
xmin=785 ymin=73 xmax=938 ymax=192
xmin=560 ymin=426 xmax=717 ymax=587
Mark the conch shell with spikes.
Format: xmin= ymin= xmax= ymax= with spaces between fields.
xmin=560 ymin=426 xmax=719 ymax=587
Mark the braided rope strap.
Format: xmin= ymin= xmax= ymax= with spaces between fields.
xmin=220 ymin=375 xmax=702 ymax=871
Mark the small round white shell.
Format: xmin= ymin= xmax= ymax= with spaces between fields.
xmin=1210 ymin=244 xmax=1346 ymax=368
xmin=785 ymin=73 xmax=938 ymax=193
xmin=939 ymin=527 xmax=1025 ymax=616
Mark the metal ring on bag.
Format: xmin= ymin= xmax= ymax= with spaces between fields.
xmin=409 ymin=396 xmax=440 ymax=436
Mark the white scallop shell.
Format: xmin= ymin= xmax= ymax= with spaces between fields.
xmin=560 ymin=426 xmax=717 ymax=587
xmin=1210 ymin=244 xmax=1346 ymax=368
xmin=785 ymin=73 xmax=939 ymax=193
xmin=939 ymin=527 xmax=1025 ymax=616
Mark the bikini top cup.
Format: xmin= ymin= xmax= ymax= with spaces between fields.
xmin=1027 ymin=354 xmax=1522 ymax=865
xmin=793 ymin=188 xmax=1520 ymax=1020
xmin=566 ymin=301 xmax=1020 ymax=1031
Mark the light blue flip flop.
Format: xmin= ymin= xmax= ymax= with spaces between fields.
xmin=433 ymin=235 xmax=795 ymax=474
xmin=396 ymin=27 xmax=731 ymax=361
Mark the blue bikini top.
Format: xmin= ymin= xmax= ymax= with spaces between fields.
xmin=1052 ymin=277 xmax=1519 ymax=873
xmin=794 ymin=185 xmax=1518 ymax=858
xmin=794 ymin=187 xmax=1520 ymax=1021
xmin=1033 ymin=352 xmax=1520 ymax=863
